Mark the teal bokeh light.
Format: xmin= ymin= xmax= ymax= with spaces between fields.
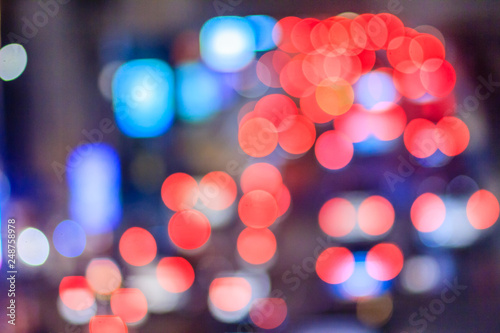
xmin=112 ymin=59 xmax=175 ymax=138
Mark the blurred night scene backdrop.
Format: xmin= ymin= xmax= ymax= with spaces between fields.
xmin=1 ymin=0 xmax=500 ymax=332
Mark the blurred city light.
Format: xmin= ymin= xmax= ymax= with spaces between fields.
xmin=176 ymin=62 xmax=224 ymax=123
xmin=53 ymin=220 xmax=87 ymax=258
xmin=112 ymin=59 xmax=175 ymax=137
xmin=67 ymin=144 xmax=121 ymax=234
xmin=0 ymin=43 xmax=27 ymax=81
xmin=18 ymin=227 xmax=50 ymax=266
xmin=3 ymin=3 xmax=500 ymax=332
xmin=200 ymin=16 xmax=256 ymax=72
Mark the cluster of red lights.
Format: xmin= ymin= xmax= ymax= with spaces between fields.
xmin=319 ymin=195 xmax=395 ymax=237
xmin=160 ymin=166 xmax=291 ymax=328
xmin=58 ymin=166 xmax=290 ymax=331
xmin=235 ymin=12 xmax=498 ymax=304
xmin=267 ymin=13 xmax=456 ymax=98
xmin=315 ymin=242 xmax=404 ymax=284
xmin=404 ymin=116 xmax=469 ymax=158
xmin=411 ymin=190 xmax=500 ymax=232
xmin=239 ymin=13 xmax=466 ymax=170
xmin=160 ymin=166 xmax=290 ymax=328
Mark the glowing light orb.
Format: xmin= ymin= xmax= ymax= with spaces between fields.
xmin=53 ymin=220 xmax=86 ymax=258
xmin=168 ymin=209 xmax=211 ymax=250
xmin=18 ymin=228 xmax=50 ymax=266
xmin=67 ymin=144 xmax=121 ymax=235
xmin=156 ymin=257 xmax=195 ymax=293
xmin=315 ymin=130 xmax=354 ymax=170
xmin=238 ymin=117 xmax=279 ymax=158
xmin=110 ymin=288 xmax=148 ymax=323
xmin=199 ymin=171 xmax=237 ymax=211
xmin=358 ymin=196 xmax=395 ymax=236
xmin=240 ymin=163 xmax=283 ymax=196
xmin=59 ymin=276 xmax=95 ymax=311
xmin=85 ymin=258 xmax=122 ymax=295
xmin=436 ymin=116 xmax=469 ymax=156
xmin=467 ymin=190 xmax=499 ymax=230
xmin=237 ymin=228 xmax=277 ymax=265
xmin=316 ymin=247 xmax=355 ymax=284
xmin=238 ymin=190 xmax=279 ymax=228
xmin=250 ymin=298 xmax=287 ymax=329
xmin=200 ymin=16 xmax=256 ymax=72
xmin=411 ymin=193 xmax=446 ymax=232
xmin=209 ymin=277 xmax=252 ymax=312
xmin=112 ymin=59 xmax=175 ymax=137
xmin=119 ymin=227 xmax=157 ymax=266
xmin=0 ymin=43 xmax=28 ymax=81
xmin=366 ymin=243 xmax=404 ymax=281
xmin=401 ymin=255 xmax=440 ymax=293
xmin=315 ymin=79 xmax=354 ymax=116
xmin=161 ymin=173 xmax=199 ymax=211
xmin=207 ymin=272 xmax=268 ymax=323
xmin=420 ymin=59 xmax=456 ymax=97
xmin=319 ymin=198 xmax=356 ymax=237
xmin=278 ymin=115 xmax=316 ymax=155
xmin=403 ymin=118 xmax=438 ymax=158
